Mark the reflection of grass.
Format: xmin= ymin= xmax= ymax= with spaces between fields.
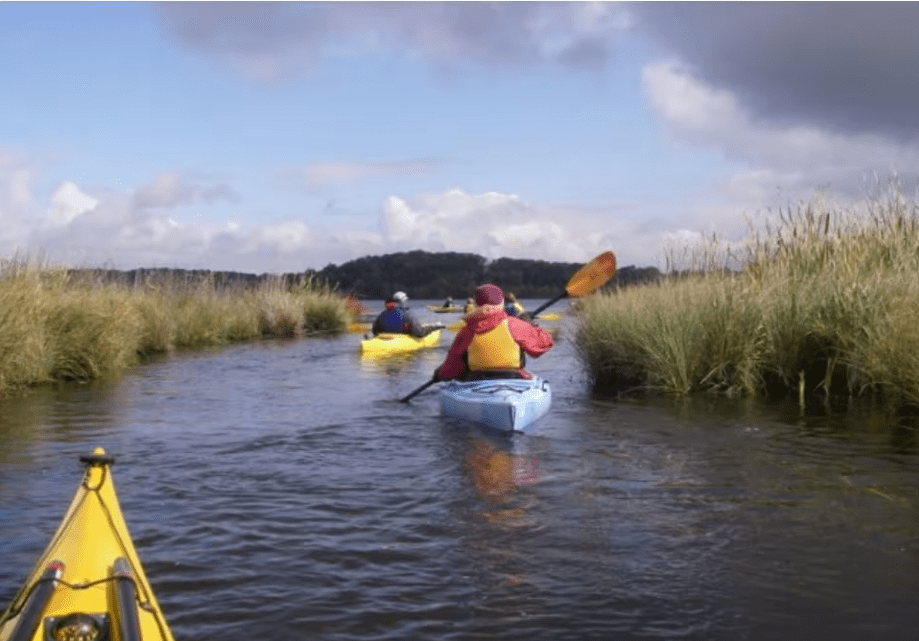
xmin=0 ymin=257 xmax=349 ymax=394
xmin=575 ymin=192 xmax=919 ymax=405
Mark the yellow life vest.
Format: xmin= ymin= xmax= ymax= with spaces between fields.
xmin=467 ymin=319 xmax=521 ymax=370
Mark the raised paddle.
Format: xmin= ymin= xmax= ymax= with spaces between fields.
xmin=526 ymin=250 xmax=617 ymax=319
xmin=398 ymin=251 xmax=617 ymax=403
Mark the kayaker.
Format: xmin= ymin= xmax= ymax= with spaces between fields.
xmin=442 ymin=296 xmax=454 ymax=308
xmin=463 ymin=297 xmax=476 ymax=314
xmin=372 ymin=292 xmax=431 ymax=337
xmin=433 ymin=284 xmax=554 ymax=381
xmin=504 ymin=292 xmax=524 ymax=317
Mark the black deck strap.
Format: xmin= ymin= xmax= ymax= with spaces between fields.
xmin=79 ymin=452 xmax=116 ymax=466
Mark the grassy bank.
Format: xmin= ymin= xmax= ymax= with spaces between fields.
xmin=0 ymin=258 xmax=350 ymax=395
xmin=576 ymin=192 xmax=919 ymax=405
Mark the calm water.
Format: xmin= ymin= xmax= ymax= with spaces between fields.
xmin=1 ymin=301 xmax=918 ymax=640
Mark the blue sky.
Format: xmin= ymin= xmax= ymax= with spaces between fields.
xmin=3 ymin=2 xmax=919 ymax=273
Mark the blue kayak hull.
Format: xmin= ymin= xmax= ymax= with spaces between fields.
xmin=440 ymin=377 xmax=551 ymax=433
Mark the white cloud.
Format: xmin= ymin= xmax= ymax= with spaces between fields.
xmin=637 ymin=60 xmax=919 ymax=259
xmin=0 ymin=154 xmax=40 ymax=240
xmin=2 ymin=155 xmax=680 ymax=274
xmin=643 ymin=61 xmax=919 ymax=196
xmin=630 ymin=3 xmax=919 ymax=142
xmin=133 ymin=171 xmax=239 ymax=209
xmin=48 ymin=181 xmax=98 ymax=226
xmin=379 ymin=188 xmax=654 ymax=266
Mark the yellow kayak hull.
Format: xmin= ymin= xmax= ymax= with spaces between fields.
xmin=360 ymin=330 xmax=441 ymax=356
xmin=0 ymin=448 xmax=174 ymax=641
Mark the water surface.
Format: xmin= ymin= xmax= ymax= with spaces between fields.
xmin=1 ymin=301 xmax=917 ymax=640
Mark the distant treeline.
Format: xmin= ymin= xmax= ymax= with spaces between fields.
xmin=66 ymin=250 xmax=662 ymax=299
xmin=315 ymin=250 xmax=661 ymax=299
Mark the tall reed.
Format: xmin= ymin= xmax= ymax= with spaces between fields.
xmin=0 ymin=258 xmax=349 ymax=395
xmin=576 ymin=189 xmax=919 ymax=404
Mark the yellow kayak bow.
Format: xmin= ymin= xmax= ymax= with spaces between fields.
xmin=0 ymin=448 xmax=174 ymax=641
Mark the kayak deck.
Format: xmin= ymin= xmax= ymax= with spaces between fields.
xmin=360 ymin=329 xmax=441 ymax=356
xmin=440 ymin=377 xmax=552 ymax=433
xmin=0 ymin=448 xmax=174 ymax=641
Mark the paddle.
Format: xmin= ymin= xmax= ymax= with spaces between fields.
xmin=398 ymin=250 xmax=617 ymax=403
xmin=398 ymin=377 xmax=439 ymax=403
xmin=526 ymin=250 xmax=617 ymax=319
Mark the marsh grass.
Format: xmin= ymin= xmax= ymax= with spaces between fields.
xmin=576 ymin=190 xmax=919 ymax=405
xmin=0 ymin=257 xmax=349 ymax=395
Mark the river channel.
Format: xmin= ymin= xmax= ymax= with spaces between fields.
xmin=1 ymin=300 xmax=918 ymax=640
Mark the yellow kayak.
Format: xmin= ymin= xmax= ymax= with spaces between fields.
xmin=360 ymin=329 xmax=441 ymax=356
xmin=0 ymin=448 xmax=174 ymax=641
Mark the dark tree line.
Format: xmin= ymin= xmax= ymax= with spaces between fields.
xmin=66 ymin=250 xmax=662 ymax=298
xmin=316 ymin=250 xmax=662 ymax=299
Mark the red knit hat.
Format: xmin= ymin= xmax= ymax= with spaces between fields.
xmin=474 ymin=284 xmax=504 ymax=306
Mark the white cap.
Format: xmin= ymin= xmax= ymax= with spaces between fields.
xmin=393 ymin=291 xmax=408 ymax=303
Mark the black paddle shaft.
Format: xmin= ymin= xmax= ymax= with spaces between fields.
xmin=399 ymin=379 xmax=438 ymax=403
xmin=528 ymin=291 xmax=568 ymax=319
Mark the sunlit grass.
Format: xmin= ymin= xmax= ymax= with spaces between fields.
xmin=0 ymin=257 xmax=349 ymax=395
xmin=575 ymin=188 xmax=919 ymax=405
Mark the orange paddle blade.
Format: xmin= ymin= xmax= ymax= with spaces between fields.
xmin=565 ymin=251 xmax=617 ymax=297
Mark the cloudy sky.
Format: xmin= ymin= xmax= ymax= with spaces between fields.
xmin=3 ymin=2 xmax=919 ymax=273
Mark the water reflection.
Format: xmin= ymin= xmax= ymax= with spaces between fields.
xmin=0 ymin=390 xmax=52 ymax=458
xmin=0 ymin=380 xmax=131 ymax=465
xmin=462 ymin=432 xmax=541 ymax=529
xmin=356 ymin=350 xmax=443 ymax=378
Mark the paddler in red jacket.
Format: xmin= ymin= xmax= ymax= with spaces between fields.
xmin=433 ymin=284 xmax=554 ymax=381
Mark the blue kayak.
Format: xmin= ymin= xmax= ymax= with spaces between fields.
xmin=440 ymin=377 xmax=551 ymax=433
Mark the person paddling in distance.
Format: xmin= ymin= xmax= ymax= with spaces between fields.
xmin=504 ymin=292 xmax=524 ymax=317
xmin=433 ymin=284 xmax=554 ymax=382
xmin=372 ymin=291 xmax=438 ymax=337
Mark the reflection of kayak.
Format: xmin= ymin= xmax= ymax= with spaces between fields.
xmin=426 ymin=305 xmax=462 ymax=313
xmin=0 ymin=448 xmax=175 ymax=641
xmin=440 ymin=377 xmax=552 ymax=433
xmin=360 ymin=330 xmax=441 ymax=356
